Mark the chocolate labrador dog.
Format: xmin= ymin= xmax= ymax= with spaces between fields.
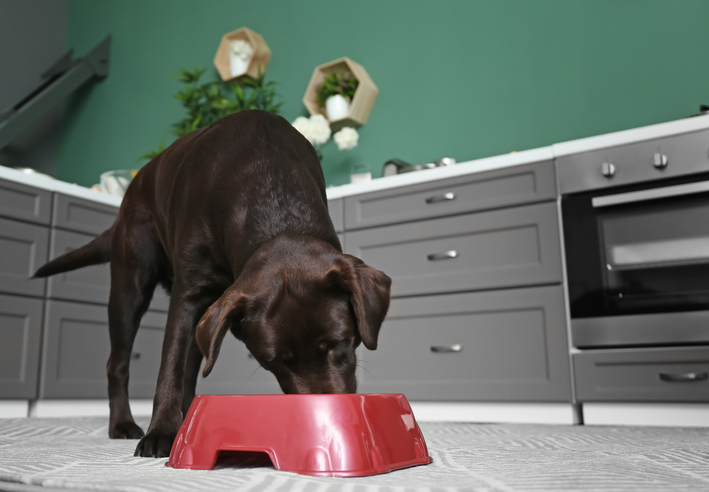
xmin=34 ymin=110 xmax=391 ymax=458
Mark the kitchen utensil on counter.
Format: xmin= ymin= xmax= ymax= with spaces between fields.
xmin=382 ymin=157 xmax=457 ymax=177
xmin=100 ymin=169 xmax=133 ymax=196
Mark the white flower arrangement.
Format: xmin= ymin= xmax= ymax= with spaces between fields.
xmin=292 ymin=115 xmax=359 ymax=156
xmin=333 ymin=126 xmax=359 ymax=150
xmin=230 ymin=39 xmax=253 ymax=60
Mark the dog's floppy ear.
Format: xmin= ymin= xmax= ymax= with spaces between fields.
xmin=328 ymin=254 xmax=391 ymax=350
xmin=195 ymin=282 xmax=248 ymax=377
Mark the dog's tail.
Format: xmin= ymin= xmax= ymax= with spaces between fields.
xmin=33 ymin=226 xmax=113 ymax=278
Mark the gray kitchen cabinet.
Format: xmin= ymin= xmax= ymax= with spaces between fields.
xmin=344 ymin=160 xmax=556 ymax=230
xmin=0 ymin=294 xmax=44 ymax=399
xmin=196 ymin=335 xmax=281 ymax=396
xmin=52 ymin=193 xmax=118 ymax=235
xmin=0 ymin=179 xmax=52 ymax=225
xmin=345 ymin=202 xmax=562 ymax=297
xmin=40 ymin=300 xmax=166 ymax=398
xmin=0 ymin=216 xmax=48 ymax=297
xmin=46 ymin=229 xmax=111 ymax=305
xmin=328 ymin=198 xmax=344 ymax=233
xmin=574 ymin=347 xmax=709 ymax=402
xmin=357 ymin=285 xmax=571 ymax=401
xmin=45 ymin=228 xmax=170 ymax=312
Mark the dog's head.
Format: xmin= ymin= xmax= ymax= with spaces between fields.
xmin=195 ymin=237 xmax=391 ymax=394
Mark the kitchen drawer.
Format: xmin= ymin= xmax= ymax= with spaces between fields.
xmin=574 ymin=347 xmax=709 ymax=402
xmin=328 ymin=198 xmax=344 ymax=233
xmin=46 ymin=229 xmax=170 ymax=311
xmin=345 ymin=201 xmax=562 ymax=297
xmin=357 ymin=285 xmax=571 ymax=401
xmin=0 ymin=178 xmax=52 ymax=225
xmin=557 ymin=128 xmax=709 ymax=195
xmin=196 ymin=335 xmax=281 ymax=395
xmin=47 ymin=229 xmax=110 ymax=304
xmin=0 ymin=294 xmax=43 ymax=399
xmin=52 ymin=193 xmax=118 ymax=235
xmin=344 ymin=160 xmax=556 ymax=230
xmin=40 ymin=301 xmax=167 ymax=398
xmin=0 ymin=217 xmax=48 ymax=297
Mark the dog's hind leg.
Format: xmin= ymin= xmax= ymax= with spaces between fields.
xmin=107 ymin=219 xmax=165 ymax=440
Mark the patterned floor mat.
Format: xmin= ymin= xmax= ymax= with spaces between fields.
xmin=1 ymin=417 xmax=709 ymax=491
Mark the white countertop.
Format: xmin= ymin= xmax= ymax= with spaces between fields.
xmin=3 ymin=113 xmax=709 ymax=204
xmin=0 ymin=165 xmax=123 ymax=207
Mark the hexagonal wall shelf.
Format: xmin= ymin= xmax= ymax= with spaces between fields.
xmin=214 ymin=27 xmax=271 ymax=82
xmin=303 ymin=57 xmax=378 ymax=131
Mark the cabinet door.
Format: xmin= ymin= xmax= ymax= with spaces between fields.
xmin=0 ymin=294 xmax=43 ymax=399
xmin=0 ymin=178 xmax=52 ymax=225
xmin=357 ymin=285 xmax=571 ymax=401
xmin=574 ymin=347 xmax=709 ymax=402
xmin=40 ymin=301 xmax=166 ymax=398
xmin=196 ymin=335 xmax=281 ymax=396
xmin=46 ymin=229 xmax=110 ymax=304
xmin=0 ymin=217 xmax=48 ymax=297
xmin=345 ymin=202 xmax=562 ymax=297
xmin=344 ymin=160 xmax=556 ymax=230
xmin=328 ymin=198 xmax=344 ymax=233
xmin=46 ymin=229 xmax=170 ymax=311
xmin=52 ymin=193 xmax=118 ymax=235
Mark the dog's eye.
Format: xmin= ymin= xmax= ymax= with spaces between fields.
xmin=318 ymin=342 xmax=328 ymax=353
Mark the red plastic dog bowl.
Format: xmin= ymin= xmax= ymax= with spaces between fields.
xmin=166 ymin=393 xmax=432 ymax=477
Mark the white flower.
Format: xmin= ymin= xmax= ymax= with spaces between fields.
xmin=333 ymin=127 xmax=359 ymax=150
xmin=230 ymin=39 xmax=253 ymax=60
xmin=308 ymin=114 xmax=332 ymax=145
xmin=291 ymin=116 xmax=312 ymax=141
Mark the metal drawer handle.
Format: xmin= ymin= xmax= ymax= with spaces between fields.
xmin=425 ymin=192 xmax=456 ymax=204
xmin=130 ymin=352 xmax=141 ymax=360
xmin=430 ymin=344 xmax=463 ymax=353
xmin=427 ymin=250 xmax=458 ymax=261
xmin=659 ymin=372 xmax=708 ymax=383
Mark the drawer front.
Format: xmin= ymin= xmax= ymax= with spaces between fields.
xmin=345 ymin=202 xmax=562 ymax=297
xmin=574 ymin=347 xmax=709 ymax=402
xmin=328 ymin=198 xmax=344 ymax=233
xmin=40 ymin=301 xmax=167 ymax=398
xmin=0 ymin=294 xmax=43 ymax=399
xmin=0 ymin=179 xmax=52 ymax=225
xmin=0 ymin=217 xmax=48 ymax=297
xmin=47 ymin=229 xmax=110 ymax=304
xmin=344 ymin=160 xmax=556 ymax=230
xmin=53 ymin=193 xmax=118 ymax=235
xmin=357 ymin=285 xmax=571 ymax=401
xmin=557 ymin=128 xmax=709 ymax=195
xmin=196 ymin=335 xmax=281 ymax=395
xmin=46 ymin=229 xmax=171 ymax=311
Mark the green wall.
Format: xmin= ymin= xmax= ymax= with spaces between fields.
xmin=60 ymin=0 xmax=709 ymax=188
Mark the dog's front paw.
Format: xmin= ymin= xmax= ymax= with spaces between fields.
xmin=110 ymin=421 xmax=145 ymax=439
xmin=134 ymin=430 xmax=176 ymax=458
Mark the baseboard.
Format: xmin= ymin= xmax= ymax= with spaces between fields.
xmin=29 ymin=399 xmax=153 ymax=418
xmin=409 ymin=402 xmax=578 ymax=424
xmin=583 ymin=403 xmax=709 ymax=427
xmin=0 ymin=400 xmax=30 ymax=418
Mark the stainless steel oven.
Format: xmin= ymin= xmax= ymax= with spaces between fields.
xmin=558 ymin=125 xmax=709 ymax=349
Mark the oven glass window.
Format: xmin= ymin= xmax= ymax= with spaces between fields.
xmin=598 ymin=193 xmax=709 ymax=315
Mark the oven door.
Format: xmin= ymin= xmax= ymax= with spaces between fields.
xmin=562 ymin=175 xmax=709 ymax=348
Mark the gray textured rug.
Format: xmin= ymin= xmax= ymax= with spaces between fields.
xmin=1 ymin=417 xmax=709 ymax=491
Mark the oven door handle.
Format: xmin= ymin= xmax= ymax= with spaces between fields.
xmin=592 ymin=180 xmax=709 ymax=208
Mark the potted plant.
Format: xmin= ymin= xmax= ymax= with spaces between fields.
xmin=316 ymin=72 xmax=359 ymax=121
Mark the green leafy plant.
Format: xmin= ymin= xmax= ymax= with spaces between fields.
xmin=315 ymin=72 xmax=358 ymax=106
xmin=141 ymin=67 xmax=283 ymax=161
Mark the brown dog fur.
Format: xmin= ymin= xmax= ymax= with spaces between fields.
xmin=34 ymin=110 xmax=391 ymax=457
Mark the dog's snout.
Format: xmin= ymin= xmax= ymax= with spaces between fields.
xmin=279 ymin=371 xmax=357 ymax=395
